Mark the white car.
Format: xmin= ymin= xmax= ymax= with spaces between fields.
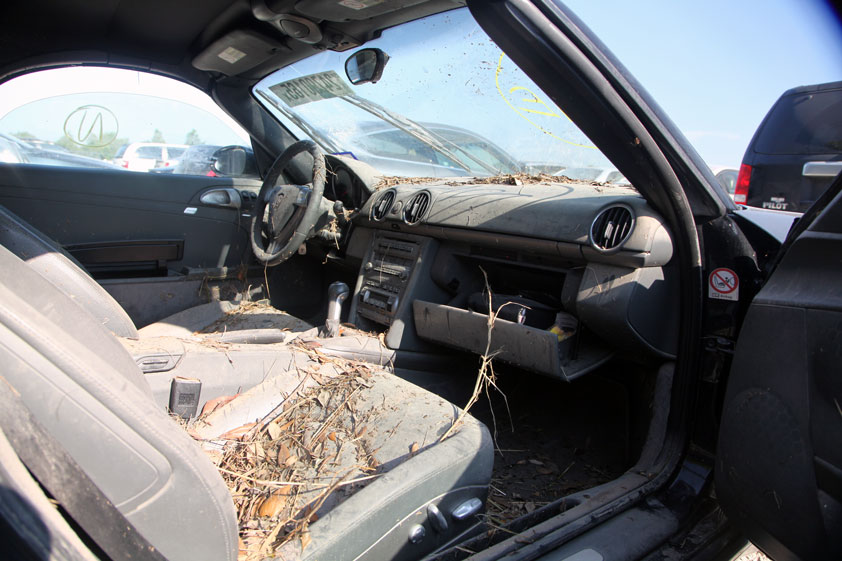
xmin=113 ymin=142 xmax=188 ymax=172
xmin=710 ymin=165 xmax=739 ymax=199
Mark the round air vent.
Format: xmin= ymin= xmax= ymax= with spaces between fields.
xmin=403 ymin=191 xmax=431 ymax=225
xmin=371 ymin=189 xmax=395 ymax=221
xmin=590 ymin=205 xmax=634 ymax=252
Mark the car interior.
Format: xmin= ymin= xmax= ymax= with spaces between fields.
xmin=2 ymin=1 xmax=806 ymax=561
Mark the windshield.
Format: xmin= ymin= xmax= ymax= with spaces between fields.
xmin=254 ymin=8 xmax=623 ymax=184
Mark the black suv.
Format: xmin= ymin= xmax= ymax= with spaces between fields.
xmin=736 ymin=80 xmax=842 ymax=212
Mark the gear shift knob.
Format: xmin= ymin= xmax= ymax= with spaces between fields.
xmin=325 ymin=281 xmax=350 ymax=337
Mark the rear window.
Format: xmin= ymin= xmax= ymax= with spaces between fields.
xmin=135 ymin=146 xmax=162 ymax=158
xmin=755 ymin=88 xmax=842 ymax=155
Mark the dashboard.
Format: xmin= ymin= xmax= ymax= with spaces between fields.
xmin=339 ymin=177 xmax=680 ymax=381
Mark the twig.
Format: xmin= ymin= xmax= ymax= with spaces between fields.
xmin=439 ymin=267 xmax=512 ymax=442
xmin=217 ymin=467 xmax=380 ymax=489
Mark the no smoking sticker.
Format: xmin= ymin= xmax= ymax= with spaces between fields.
xmin=708 ymin=267 xmax=739 ymax=302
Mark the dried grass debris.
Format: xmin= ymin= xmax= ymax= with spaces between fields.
xmin=193 ymin=364 xmax=385 ymax=560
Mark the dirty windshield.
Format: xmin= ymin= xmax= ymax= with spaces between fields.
xmin=254 ymin=8 xmax=626 ymax=185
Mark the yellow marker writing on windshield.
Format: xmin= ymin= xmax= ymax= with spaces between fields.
xmin=508 ymin=86 xmax=562 ymax=117
xmin=494 ymin=53 xmax=597 ymax=150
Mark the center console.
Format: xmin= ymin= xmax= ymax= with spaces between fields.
xmin=356 ymin=232 xmax=421 ymax=325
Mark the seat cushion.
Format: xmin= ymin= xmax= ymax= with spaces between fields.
xmin=194 ymin=359 xmax=493 ymax=561
xmin=137 ymin=300 xmax=313 ymax=340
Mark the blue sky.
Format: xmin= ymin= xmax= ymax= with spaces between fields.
xmin=563 ymin=0 xmax=842 ymax=165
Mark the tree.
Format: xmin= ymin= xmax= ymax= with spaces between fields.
xmin=149 ymin=129 xmax=166 ymax=143
xmin=12 ymin=131 xmax=36 ymax=140
xmin=184 ymin=129 xmax=202 ymax=145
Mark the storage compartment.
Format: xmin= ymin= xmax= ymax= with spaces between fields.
xmin=412 ymin=300 xmax=613 ymax=381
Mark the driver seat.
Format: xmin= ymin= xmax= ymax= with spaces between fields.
xmin=0 ymin=204 xmax=313 ymax=340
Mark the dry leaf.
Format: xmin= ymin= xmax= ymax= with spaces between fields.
xmin=355 ymin=425 xmax=367 ymax=439
xmin=219 ymin=422 xmax=257 ymax=441
xmin=328 ymin=431 xmax=337 ymax=442
xmin=267 ymin=421 xmax=282 ymax=440
xmin=354 ymin=376 xmax=372 ymax=388
xmin=277 ymin=442 xmax=291 ymax=465
xmin=257 ymin=487 xmax=289 ymax=518
xmin=247 ymin=442 xmax=265 ymax=460
xmin=316 ymin=391 xmax=330 ymax=408
xmin=201 ymin=393 xmax=240 ymax=417
xmin=284 ymin=454 xmax=299 ymax=468
xmin=409 ymin=442 xmax=420 ymax=456
xmin=524 ymin=501 xmax=536 ymax=513
xmin=528 ymin=459 xmax=544 ymax=466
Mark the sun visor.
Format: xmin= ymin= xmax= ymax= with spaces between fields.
xmin=193 ymin=30 xmax=286 ymax=76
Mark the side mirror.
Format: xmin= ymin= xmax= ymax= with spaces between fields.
xmin=344 ymin=48 xmax=390 ymax=85
xmin=211 ymin=145 xmax=257 ymax=177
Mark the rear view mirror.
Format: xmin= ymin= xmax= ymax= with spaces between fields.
xmin=211 ymin=145 xmax=257 ymax=177
xmin=344 ymin=48 xmax=390 ymax=85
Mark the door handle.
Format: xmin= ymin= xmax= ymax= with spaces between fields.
xmin=199 ymin=187 xmax=242 ymax=209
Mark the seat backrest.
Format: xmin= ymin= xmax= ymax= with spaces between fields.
xmin=0 ymin=205 xmax=138 ymax=338
xmin=0 ymin=245 xmax=237 ymax=561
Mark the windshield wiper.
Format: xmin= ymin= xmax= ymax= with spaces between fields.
xmin=255 ymin=90 xmax=344 ymax=155
xmin=340 ymin=94 xmax=501 ymax=176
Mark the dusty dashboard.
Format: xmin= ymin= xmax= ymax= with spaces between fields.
xmin=346 ymin=178 xmax=679 ymax=380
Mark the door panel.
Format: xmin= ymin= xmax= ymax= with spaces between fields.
xmin=717 ymin=187 xmax=842 ymax=560
xmin=0 ymin=164 xmax=259 ymax=274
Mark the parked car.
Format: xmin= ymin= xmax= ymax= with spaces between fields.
xmin=345 ymin=121 xmax=522 ymax=177
xmin=113 ymin=142 xmax=189 ymax=171
xmin=735 ymin=80 xmax=842 ymax=211
xmin=0 ymin=132 xmax=124 ymax=169
xmin=710 ymin=165 xmax=739 ymax=199
xmin=0 ymin=3 xmax=838 ymax=561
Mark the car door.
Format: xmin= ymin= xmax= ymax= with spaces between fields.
xmin=0 ymin=68 xmax=262 ymax=326
xmin=716 ymin=175 xmax=842 ymax=560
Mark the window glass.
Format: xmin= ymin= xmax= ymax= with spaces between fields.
xmin=253 ymin=8 xmax=626 ymax=185
xmin=755 ymin=89 xmax=842 ymax=155
xmin=0 ymin=68 xmax=254 ymax=176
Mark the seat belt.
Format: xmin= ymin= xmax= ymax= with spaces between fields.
xmin=0 ymin=378 xmax=170 ymax=561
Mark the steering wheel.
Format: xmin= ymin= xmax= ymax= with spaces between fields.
xmin=250 ymin=140 xmax=326 ymax=266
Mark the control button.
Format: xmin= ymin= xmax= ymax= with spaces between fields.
xmin=408 ymin=523 xmax=425 ymax=544
xmin=427 ymin=504 xmax=448 ymax=533
xmin=451 ymin=497 xmax=483 ymax=520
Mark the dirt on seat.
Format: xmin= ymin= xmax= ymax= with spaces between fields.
xmin=190 ymin=360 xmax=379 ymax=558
xmin=198 ymin=300 xmax=313 ymax=334
xmin=189 ymin=350 xmax=475 ymax=561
